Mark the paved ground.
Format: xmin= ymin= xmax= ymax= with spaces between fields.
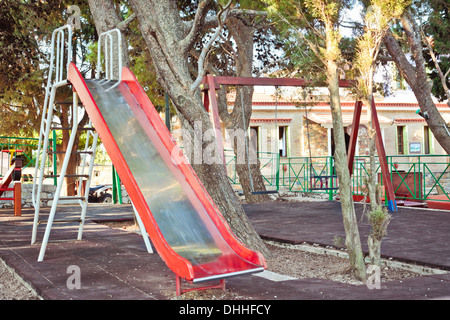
xmin=243 ymin=201 xmax=450 ymax=270
xmin=0 ymin=201 xmax=449 ymax=303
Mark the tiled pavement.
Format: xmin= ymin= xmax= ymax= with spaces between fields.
xmin=0 ymin=201 xmax=449 ymax=302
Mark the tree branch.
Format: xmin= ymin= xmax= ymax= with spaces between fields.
xmin=179 ymin=0 xmax=214 ymax=53
xmin=256 ymin=56 xmax=290 ymax=77
xmin=273 ymin=10 xmax=326 ymax=65
xmin=420 ymin=29 xmax=450 ymax=102
xmin=190 ymin=0 xmax=233 ymax=92
xmin=182 ymin=8 xmax=268 ymax=35
xmin=401 ymin=12 xmax=427 ymax=77
xmin=117 ymin=13 xmax=136 ymax=31
xmin=383 ymin=30 xmax=418 ymax=88
xmin=376 ymin=54 xmax=395 ymax=62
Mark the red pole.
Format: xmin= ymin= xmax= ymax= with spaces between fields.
xmin=14 ymin=181 xmax=21 ymax=217
xmin=348 ymin=100 xmax=363 ymax=175
xmin=371 ymin=97 xmax=397 ymax=211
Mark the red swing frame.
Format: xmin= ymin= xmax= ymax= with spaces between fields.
xmin=201 ymin=75 xmax=397 ymax=211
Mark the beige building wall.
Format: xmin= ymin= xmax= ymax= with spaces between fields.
xmin=249 ymin=101 xmax=450 ymax=161
xmin=168 ymin=88 xmax=449 ymax=168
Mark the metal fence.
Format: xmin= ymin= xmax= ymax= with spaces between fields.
xmin=0 ymin=136 xmax=55 ymax=182
xmin=226 ymin=151 xmax=450 ymax=205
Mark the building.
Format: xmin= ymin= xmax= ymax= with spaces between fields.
xmin=228 ymin=86 xmax=450 ymax=160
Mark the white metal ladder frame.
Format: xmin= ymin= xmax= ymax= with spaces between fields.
xmin=32 ymin=26 xmax=152 ymax=261
xmin=31 ymin=25 xmax=100 ymax=261
xmin=32 ymin=25 xmax=75 ymax=249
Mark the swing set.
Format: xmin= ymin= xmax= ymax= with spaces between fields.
xmin=201 ymin=75 xmax=398 ymax=211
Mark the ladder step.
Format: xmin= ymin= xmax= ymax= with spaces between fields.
xmin=51 ymin=126 xmax=95 ymax=131
xmin=54 ymin=101 xmax=84 ymax=106
xmin=38 ymin=218 xmax=82 ymax=224
xmin=44 ymin=174 xmax=89 ymax=178
xmin=58 ymin=196 xmax=87 ymax=201
xmin=47 ymin=150 xmax=93 ymax=155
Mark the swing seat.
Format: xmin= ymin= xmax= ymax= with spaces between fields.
xmin=310 ymin=175 xmax=338 ymax=191
xmin=251 ymin=190 xmax=278 ymax=195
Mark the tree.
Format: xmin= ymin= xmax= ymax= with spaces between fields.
xmin=353 ymin=0 xmax=410 ymax=266
xmin=86 ymin=0 xmax=270 ymax=256
xmin=420 ymin=0 xmax=450 ymax=105
xmin=383 ymin=6 xmax=450 ymax=153
xmin=0 ymin=0 xmax=45 ymax=137
xmin=265 ymin=0 xmax=367 ymax=280
xmin=200 ymin=2 xmax=276 ymax=203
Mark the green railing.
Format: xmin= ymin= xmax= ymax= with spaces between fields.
xmin=350 ymin=154 xmax=450 ymax=204
xmin=225 ymin=149 xmax=280 ymax=191
xmin=278 ymin=156 xmax=338 ymax=200
xmin=386 ymin=154 xmax=450 ymax=203
xmin=226 ymin=151 xmax=450 ymax=204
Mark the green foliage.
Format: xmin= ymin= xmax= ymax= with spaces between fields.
xmin=353 ymin=0 xmax=411 ymax=99
xmin=130 ymin=51 xmax=166 ymax=111
xmin=262 ymin=0 xmax=355 ymax=82
xmin=366 ymin=205 xmax=392 ymax=241
xmin=0 ymin=1 xmax=44 ymax=136
xmin=0 ymin=0 xmax=96 ymax=137
xmin=420 ymin=0 xmax=450 ymax=102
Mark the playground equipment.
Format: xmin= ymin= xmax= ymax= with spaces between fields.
xmin=34 ymin=24 xmax=265 ymax=295
xmin=1 ymin=149 xmax=22 ymax=178
xmin=0 ymin=137 xmax=56 ymax=184
xmin=31 ymin=26 xmax=152 ymax=258
xmin=201 ymin=76 xmax=398 ymax=211
xmin=0 ymin=152 xmax=23 ymax=216
xmin=31 ymin=25 xmax=99 ymax=249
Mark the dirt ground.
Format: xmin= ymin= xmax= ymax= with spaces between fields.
xmin=101 ymin=220 xmax=420 ymax=300
xmin=0 ymin=260 xmax=40 ymax=300
xmin=0 ymin=220 xmax=420 ymax=300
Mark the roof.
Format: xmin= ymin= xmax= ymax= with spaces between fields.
xmin=226 ymin=92 xmax=449 ymax=110
xmin=304 ymin=113 xmax=393 ymax=125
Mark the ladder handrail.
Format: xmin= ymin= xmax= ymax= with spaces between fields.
xmin=33 ymin=25 xmax=153 ymax=261
xmin=32 ymin=25 xmax=73 ymax=209
xmin=97 ymin=28 xmax=122 ymax=91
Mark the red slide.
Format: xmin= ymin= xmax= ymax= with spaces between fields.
xmin=0 ymin=158 xmax=21 ymax=197
xmin=0 ymin=166 xmax=15 ymax=197
xmin=67 ymin=63 xmax=266 ymax=284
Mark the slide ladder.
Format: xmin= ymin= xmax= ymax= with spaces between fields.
xmin=32 ymin=26 xmax=152 ymax=260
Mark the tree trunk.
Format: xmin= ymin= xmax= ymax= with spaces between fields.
xmin=228 ymin=88 xmax=270 ymax=203
xmin=383 ymin=13 xmax=450 ymax=153
xmin=365 ymin=77 xmax=379 ymax=211
xmin=325 ymin=23 xmax=366 ymax=281
xmin=87 ymin=0 xmax=129 ymax=73
xmin=218 ymin=16 xmax=271 ymax=203
xmin=55 ymin=106 xmax=89 ymax=196
xmin=56 ymin=104 xmax=75 ymax=196
xmin=367 ymin=234 xmax=381 ymax=266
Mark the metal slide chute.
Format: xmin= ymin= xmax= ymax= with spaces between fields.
xmin=67 ymin=63 xmax=266 ymax=285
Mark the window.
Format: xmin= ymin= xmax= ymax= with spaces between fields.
xmin=250 ymin=126 xmax=259 ymax=153
xmin=424 ymin=126 xmax=431 ymax=154
xmin=278 ymin=126 xmax=288 ymax=157
xmin=397 ymin=126 xmax=405 ymax=155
